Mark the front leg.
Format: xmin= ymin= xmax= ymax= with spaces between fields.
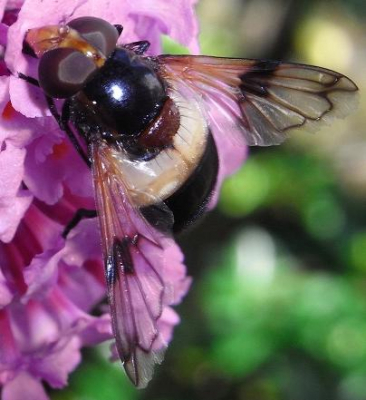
xmin=123 ymin=41 xmax=150 ymax=55
xmin=18 ymin=72 xmax=91 ymax=167
xmin=60 ymin=99 xmax=91 ymax=167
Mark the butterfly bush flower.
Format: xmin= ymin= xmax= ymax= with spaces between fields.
xmin=0 ymin=0 xmax=246 ymax=397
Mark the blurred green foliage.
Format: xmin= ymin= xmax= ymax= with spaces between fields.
xmin=204 ymin=247 xmax=366 ymax=377
xmin=50 ymin=0 xmax=366 ymax=399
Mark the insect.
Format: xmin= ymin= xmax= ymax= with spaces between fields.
xmin=21 ymin=16 xmax=358 ymax=388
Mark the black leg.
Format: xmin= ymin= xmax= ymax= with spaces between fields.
xmin=124 ymin=41 xmax=150 ymax=55
xmin=53 ymin=98 xmax=90 ymax=167
xmin=18 ymin=73 xmax=91 ymax=167
xmin=22 ymin=39 xmax=37 ymax=58
xmin=62 ymin=208 xmax=97 ymax=238
xmin=18 ymin=72 xmax=39 ymax=87
xmin=114 ymin=24 xmax=123 ymax=36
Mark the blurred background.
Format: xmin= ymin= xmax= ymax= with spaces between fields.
xmin=52 ymin=1 xmax=366 ymax=399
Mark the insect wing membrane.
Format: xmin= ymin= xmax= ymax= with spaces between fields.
xmin=157 ymin=55 xmax=358 ymax=146
xmin=91 ymin=141 xmax=176 ymax=388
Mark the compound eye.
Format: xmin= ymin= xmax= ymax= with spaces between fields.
xmin=39 ymin=48 xmax=97 ymax=98
xmin=68 ymin=16 xmax=120 ymax=57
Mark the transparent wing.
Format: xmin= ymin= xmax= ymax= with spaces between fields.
xmin=156 ymin=55 xmax=359 ymax=146
xmin=91 ymin=141 xmax=177 ymax=388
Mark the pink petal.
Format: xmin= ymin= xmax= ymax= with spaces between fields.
xmin=0 ymin=309 xmax=19 ymax=368
xmin=58 ymin=261 xmax=105 ymax=312
xmin=2 ymin=9 xmax=21 ymax=27
xmin=0 ymin=269 xmax=13 ymax=307
xmin=0 ymin=143 xmax=33 ymax=242
xmin=33 ymin=336 xmax=81 ymax=388
xmin=209 ymin=136 xmax=247 ymax=209
xmin=22 ymin=236 xmax=64 ymax=301
xmin=0 ymin=1 xmax=7 ymax=22
xmin=0 ymin=97 xmax=50 ymax=149
xmin=2 ymin=372 xmax=49 ymax=400
xmin=155 ymin=306 xmax=180 ymax=348
xmin=60 ymin=219 xmax=101 ymax=267
xmin=24 ymin=133 xmax=92 ymax=204
xmin=208 ymin=109 xmax=248 ymax=208
xmin=0 ymin=77 xmax=10 ymax=133
xmin=0 ymin=143 xmax=25 ymax=198
xmin=127 ymin=0 xmax=200 ymax=53
xmin=0 ymin=24 xmax=7 ymax=47
xmin=10 ymin=300 xmax=60 ymax=350
xmin=4 ymin=1 xmax=24 ymax=12
xmin=78 ymin=314 xmax=112 ymax=346
xmin=159 ymin=238 xmax=192 ymax=305
xmin=8 ymin=74 xmax=49 ymax=119
xmin=0 ymin=190 xmax=33 ymax=243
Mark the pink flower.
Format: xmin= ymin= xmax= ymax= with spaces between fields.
xmin=0 ymin=0 xmax=203 ymax=397
xmin=0 ymin=0 xmax=246 ymax=397
xmin=0 ymin=193 xmax=112 ymax=396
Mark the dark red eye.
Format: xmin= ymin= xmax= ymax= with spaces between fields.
xmin=38 ymin=47 xmax=97 ymax=98
xmin=68 ymin=16 xmax=120 ymax=57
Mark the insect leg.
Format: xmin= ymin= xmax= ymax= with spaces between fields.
xmin=59 ymin=100 xmax=91 ymax=167
xmin=114 ymin=24 xmax=123 ymax=36
xmin=18 ymin=73 xmax=91 ymax=167
xmin=18 ymin=72 xmax=40 ymax=87
xmin=62 ymin=208 xmax=97 ymax=238
xmin=123 ymin=41 xmax=150 ymax=55
xmin=22 ymin=39 xmax=37 ymax=58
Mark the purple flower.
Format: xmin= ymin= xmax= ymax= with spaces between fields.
xmin=0 ymin=193 xmax=112 ymax=396
xmin=0 ymin=0 xmax=246 ymax=397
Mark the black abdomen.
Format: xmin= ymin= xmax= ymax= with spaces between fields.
xmin=142 ymin=133 xmax=218 ymax=233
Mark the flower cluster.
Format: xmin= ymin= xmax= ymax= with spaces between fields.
xmin=0 ymin=0 xmax=246 ymax=398
xmin=0 ymin=0 xmax=202 ymax=397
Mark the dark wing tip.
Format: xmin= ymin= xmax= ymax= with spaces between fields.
xmin=156 ymin=55 xmax=359 ymax=147
xmin=238 ymin=62 xmax=359 ymax=144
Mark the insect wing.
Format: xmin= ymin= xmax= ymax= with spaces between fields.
xmin=91 ymin=141 xmax=178 ymax=388
xmin=156 ymin=55 xmax=358 ymax=146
